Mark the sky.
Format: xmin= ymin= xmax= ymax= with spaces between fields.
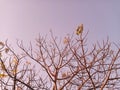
xmin=0 ymin=0 xmax=120 ymax=46
xmin=0 ymin=1 xmax=120 ymax=89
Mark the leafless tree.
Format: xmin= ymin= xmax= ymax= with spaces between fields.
xmin=0 ymin=31 xmax=120 ymax=90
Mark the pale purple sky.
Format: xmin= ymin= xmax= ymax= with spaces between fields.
xmin=0 ymin=0 xmax=120 ymax=45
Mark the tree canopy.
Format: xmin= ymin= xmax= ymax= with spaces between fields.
xmin=0 ymin=29 xmax=120 ymax=90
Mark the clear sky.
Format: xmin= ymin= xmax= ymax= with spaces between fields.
xmin=0 ymin=0 xmax=120 ymax=45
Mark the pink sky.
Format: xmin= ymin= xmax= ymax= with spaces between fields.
xmin=0 ymin=0 xmax=120 ymax=45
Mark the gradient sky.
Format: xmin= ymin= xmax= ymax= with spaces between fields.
xmin=0 ymin=0 xmax=120 ymax=46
